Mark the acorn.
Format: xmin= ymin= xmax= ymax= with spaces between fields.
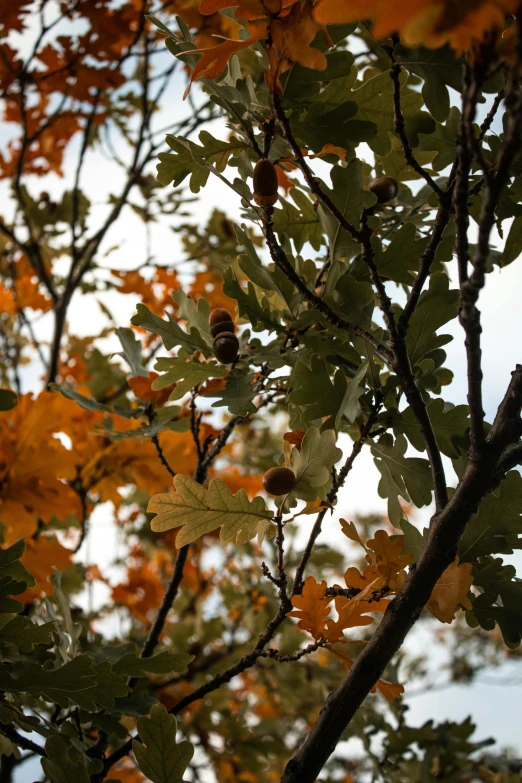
xmin=369 ymin=176 xmax=398 ymax=204
xmin=253 ymin=158 xmax=279 ymax=207
xmin=209 ymin=308 xmax=235 ymax=338
xmin=214 ymin=332 xmax=239 ymax=364
xmin=262 ymin=466 xmax=296 ymax=496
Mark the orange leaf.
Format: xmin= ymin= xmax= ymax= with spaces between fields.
xmin=129 ymin=372 xmax=174 ymax=406
xmin=287 ymin=576 xmax=332 ymax=640
xmin=283 ymin=429 xmax=305 ymax=450
xmin=185 ymin=22 xmax=267 ymax=97
xmin=266 ymin=0 xmax=328 ymax=92
xmin=19 ymin=537 xmax=73 ymax=603
xmin=426 ymin=556 xmax=473 ymax=623
xmin=309 ymin=143 xmax=347 ymax=161
xmin=366 ymin=530 xmax=413 ymax=588
xmin=324 ymin=594 xmax=376 ymax=644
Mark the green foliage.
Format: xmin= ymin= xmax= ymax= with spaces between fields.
xmin=372 ymin=435 xmax=433 ymax=524
xmin=133 ymin=705 xmax=194 ymax=783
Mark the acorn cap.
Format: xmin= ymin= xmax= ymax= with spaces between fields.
xmin=210 ymin=308 xmax=233 ymax=326
xmin=210 ymin=320 xmax=235 ymax=338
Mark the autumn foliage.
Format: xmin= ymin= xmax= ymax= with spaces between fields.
xmin=0 ymin=1 xmax=522 ymax=782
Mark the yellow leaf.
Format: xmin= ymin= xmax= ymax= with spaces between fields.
xmin=148 ymin=474 xmax=272 ymax=547
xmin=426 ymin=557 xmax=473 ymax=624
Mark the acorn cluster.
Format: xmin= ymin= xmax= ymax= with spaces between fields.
xmin=253 ymin=158 xmax=279 ymax=208
xmin=210 ymin=308 xmax=239 ymax=364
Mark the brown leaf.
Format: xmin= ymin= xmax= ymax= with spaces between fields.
xmin=426 ymin=557 xmax=473 ymax=624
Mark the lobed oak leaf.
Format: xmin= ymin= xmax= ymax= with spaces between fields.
xmin=148 ymin=474 xmax=273 ymax=546
xmin=129 ymin=372 xmax=175 ymax=405
xmin=183 ymin=22 xmax=267 ymax=98
xmin=366 ymin=530 xmax=414 ymax=589
xmin=266 ymin=0 xmax=329 ymax=93
xmin=287 ymin=576 xmax=332 ymax=640
xmin=426 ymin=556 xmax=473 ymax=623
xmin=324 ymin=594 xmax=376 ymax=644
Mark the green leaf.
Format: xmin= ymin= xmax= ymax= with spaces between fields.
xmin=352 ymin=69 xmax=427 ymax=135
xmin=133 ymin=704 xmax=194 ymax=783
xmin=113 ymin=650 xmax=193 ymax=678
xmin=290 ymin=356 xmax=347 ymax=431
xmin=222 ymin=267 xmax=284 ymax=333
xmin=157 ymin=135 xmax=208 ymax=192
xmin=172 ymin=289 xmax=213 ymax=348
xmin=289 ymin=100 xmax=360 ymax=152
xmin=41 ymin=735 xmax=90 ymax=783
xmin=0 ymin=616 xmax=55 ymax=651
xmin=50 ymin=383 xmax=142 ymax=419
xmin=406 ymin=273 xmax=459 ymax=366
xmin=153 ymin=350 xmax=226 ymax=400
xmin=0 ymin=389 xmax=17 ymax=411
xmin=273 ymin=190 xmax=323 ymax=253
xmin=288 ymin=426 xmax=343 ymax=504
xmin=98 ymin=407 xmax=190 ymax=441
xmin=459 ymin=471 xmax=522 ymax=561
xmin=395 ymin=45 xmax=462 ymax=123
xmin=317 ymin=160 xmax=376 ymax=259
xmin=209 ymin=371 xmax=257 ymax=416
xmin=373 ymin=223 xmax=429 ymax=284
xmin=148 ymin=474 xmax=273 ymax=546
xmin=419 ymin=106 xmax=460 ymax=170
xmin=501 ymin=216 xmax=522 ymax=266
xmin=290 ymin=357 xmax=367 ymax=431
xmin=326 ymin=268 xmax=375 ymax=327
xmin=0 ymin=655 xmax=97 ymax=708
xmin=391 ymin=398 xmax=469 ymax=458
xmin=398 ymin=518 xmax=427 ymax=562
xmin=0 ymin=540 xmax=35 ymax=589
xmin=115 ymin=327 xmax=147 ymax=377
xmin=468 ymin=592 xmax=522 ymax=649
xmin=470 ymin=557 xmax=522 ymax=647
xmin=371 ymin=434 xmax=433 ymax=524
xmin=131 ymin=304 xmax=209 ymax=354
xmin=71 ymin=660 xmax=130 ymax=711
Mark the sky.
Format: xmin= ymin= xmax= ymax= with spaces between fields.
xmin=2 ymin=10 xmax=522 ymax=780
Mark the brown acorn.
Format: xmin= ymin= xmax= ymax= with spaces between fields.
xmin=263 ymin=466 xmax=296 ymax=496
xmin=369 ymin=176 xmax=398 ymax=204
xmin=253 ymin=158 xmax=279 ymax=207
xmin=214 ymin=332 xmax=239 ymax=364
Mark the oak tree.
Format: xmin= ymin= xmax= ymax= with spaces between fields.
xmin=0 ymin=1 xmax=522 ymax=782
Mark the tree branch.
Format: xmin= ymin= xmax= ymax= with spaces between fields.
xmin=279 ymin=366 xmax=522 ymax=783
xmin=272 ymin=92 xmax=363 ymax=243
xmin=263 ymin=211 xmax=393 ymax=364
